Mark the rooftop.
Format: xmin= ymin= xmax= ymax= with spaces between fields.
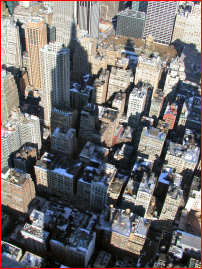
xmin=118 ymin=9 xmax=146 ymax=20
xmin=35 ymin=152 xmax=82 ymax=178
xmin=1 ymin=241 xmax=22 ymax=262
xmin=80 ymin=141 xmax=109 ymax=165
xmin=98 ymin=106 xmax=118 ymax=122
xmin=158 ymin=166 xmax=182 ymax=186
xmin=143 ymin=127 xmax=166 ymax=141
xmin=168 ymin=142 xmax=200 ymax=163
xmin=78 ymin=163 xmax=117 ymax=186
xmin=21 ymin=223 xmax=49 ymax=243
xmin=20 ymin=252 xmax=44 ymax=268
xmin=1 ymin=168 xmax=31 ymax=186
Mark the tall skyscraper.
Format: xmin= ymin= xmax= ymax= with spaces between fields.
xmin=25 ymin=20 xmax=47 ymax=89
xmin=1 ymin=17 xmax=22 ymax=68
xmin=40 ymin=42 xmax=70 ymax=127
xmin=50 ymin=1 xmax=76 ymax=46
xmin=77 ymin=1 xmax=100 ymax=38
xmin=143 ymin=1 xmax=178 ymax=45
xmin=1 ymin=70 xmax=19 ymax=123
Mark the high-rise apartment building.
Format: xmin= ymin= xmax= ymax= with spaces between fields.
xmin=40 ymin=42 xmax=70 ymax=126
xmin=165 ymin=142 xmax=200 ymax=175
xmin=135 ymin=55 xmax=163 ymax=91
xmin=127 ymin=87 xmax=147 ymax=125
xmin=163 ymin=103 xmax=178 ymax=130
xmin=172 ymin=2 xmax=201 ymax=52
xmin=93 ymin=70 xmax=110 ymax=104
xmin=137 ymin=127 xmax=166 ymax=161
xmin=159 ymin=182 xmax=183 ymax=223
xmin=1 ymin=111 xmax=42 ymax=169
xmin=51 ymin=107 xmax=78 ymax=133
xmin=1 ymin=168 xmax=35 ymax=214
xmin=149 ymin=89 xmax=164 ymax=120
xmin=77 ymin=1 xmax=100 ymax=38
xmin=1 ymin=17 xmax=22 ymax=68
xmin=143 ymin=1 xmax=178 ymax=45
xmin=25 ymin=20 xmax=47 ymax=89
xmin=107 ymin=67 xmax=132 ymax=100
xmin=1 ymin=70 xmax=19 ymax=123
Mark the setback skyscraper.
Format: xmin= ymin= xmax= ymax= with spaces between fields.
xmin=40 ymin=42 xmax=70 ymax=126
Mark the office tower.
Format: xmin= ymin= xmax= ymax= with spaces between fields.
xmin=116 ymin=10 xmax=145 ymax=39
xmin=127 ymin=87 xmax=147 ymax=125
xmin=149 ymin=89 xmax=164 ymax=120
xmin=143 ymin=1 xmax=178 ymax=45
xmin=51 ymin=128 xmax=77 ymax=157
xmin=1 ymin=17 xmax=22 ymax=68
xmin=1 ymin=112 xmax=42 ymax=169
xmin=25 ymin=20 xmax=47 ymax=89
xmin=135 ymin=55 xmax=163 ymax=91
xmin=107 ymin=67 xmax=132 ymax=100
xmin=163 ymin=103 xmax=178 ymax=130
xmin=132 ymin=1 xmax=148 ymax=12
xmin=1 ymin=70 xmax=19 ymax=123
xmin=77 ymin=1 xmax=100 ymax=38
xmin=137 ymin=127 xmax=166 ymax=161
xmin=1 ymin=168 xmax=35 ymax=214
xmin=172 ymin=2 xmax=201 ymax=52
xmin=99 ymin=1 xmax=120 ymax=21
xmin=51 ymin=1 xmax=75 ymax=46
xmin=35 ymin=152 xmax=81 ymax=198
xmin=40 ymin=42 xmax=70 ymax=126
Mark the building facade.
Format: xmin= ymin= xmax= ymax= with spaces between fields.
xmin=143 ymin=1 xmax=178 ymax=45
xmin=1 ymin=168 xmax=35 ymax=214
xmin=25 ymin=20 xmax=47 ymax=89
xmin=40 ymin=42 xmax=70 ymax=126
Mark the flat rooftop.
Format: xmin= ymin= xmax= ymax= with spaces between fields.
xmin=1 ymin=168 xmax=30 ymax=186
